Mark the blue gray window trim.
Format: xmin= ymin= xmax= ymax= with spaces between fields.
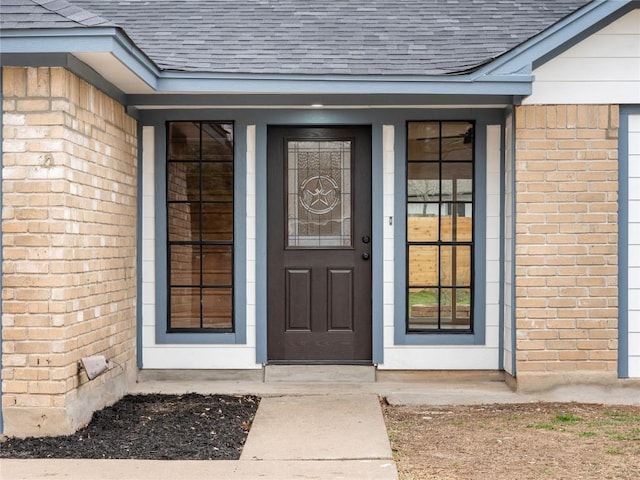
xmin=618 ymin=106 xmax=640 ymax=378
xmin=150 ymin=113 xmax=247 ymax=344
xmin=141 ymin=108 xmax=503 ymax=356
xmin=394 ymin=110 xmax=505 ymax=345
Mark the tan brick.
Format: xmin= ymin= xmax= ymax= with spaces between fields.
xmin=517 ymin=129 xmax=546 ymax=139
xmin=2 ymin=66 xmax=137 ymax=437
xmin=529 ymin=330 xmax=559 ymax=340
xmin=514 ymin=104 xmax=618 ymax=382
xmin=544 ymin=320 xmax=575 ymax=330
xmin=525 ymin=309 xmax=559 ymax=319
xmin=26 ymin=67 xmax=50 ymax=97
xmin=515 ymin=362 xmax=549 ymax=372
xmin=546 ymin=130 xmax=576 ymax=140
xmin=28 ymin=380 xmax=67 ymax=395
xmin=559 ymin=182 xmax=588 ymax=192
xmin=556 ymin=160 xmax=587 ymax=170
xmin=576 ymin=362 xmax=613 ymax=372
xmin=522 ymin=351 xmax=559 ymax=361
xmin=516 ymin=340 xmax=547 ymax=351
xmin=14 ymin=368 xmax=50 ymax=381
xmin=576 ymin=129 xmax=607 ymax=140
xmin=558 ymin=329 xmax=589 ymax=339
xmin=588 ymin=350 xmax=617 ymax=361
xmin=588 ymin=329 xmax=617 ymax=340
xmin=526 ymin=139 xmax=557 ymax=150
xmin=2 ymin=380 xmax=28 ymax=394
xmin=558 ymin=350 xmax=589 ymax=361
xmin=547 ymin=277 xmax=576 ymax=287
xmin=546 ymin=340 xmax=577 ymax=350
xmin=527 ymin=224 xmax=558 ymax=234
xmin=577 ymin=340 xmax=609 ymax=350
xmin=16 ymin=99 xmax=50 ymax=111
xmin=609 ymin=105 xmax=619 ymax=129
xmin=50 ymin=68 xmax=69 ymax=98
xmin=545 ymin=362 xmax=578 ymax=372
xmin=24 ymin=112 xmax=66 ymax=126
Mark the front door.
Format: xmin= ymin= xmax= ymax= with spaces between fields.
xmin=267 ymin=126 xmax=372 ymax=362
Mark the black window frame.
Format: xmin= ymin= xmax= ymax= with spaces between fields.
xmin=165 ymin=121 xmax=235 ymax=333
xmin=405 ymin=120 xmax=475 ymax=334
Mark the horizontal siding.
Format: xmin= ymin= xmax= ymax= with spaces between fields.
xmin=380 ymin=124 xmax=501 ymax=370
xmin=525 ymin=9 xmax=640 ymax=105
xmin=503 ymin=114 xmax=514 ymax=375
xmin=628 ymin=114 xmax=640 ymax=378
xmin=141 ymin=126 xmax=260 ymax=369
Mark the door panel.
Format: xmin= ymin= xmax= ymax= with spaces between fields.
xmin=286 ymin=269 xmax=312 ymax=331
xmin=267 ymin=126 xmax=372 ymax=362
xmin=328 ymin=269 xmax=354 ymax=331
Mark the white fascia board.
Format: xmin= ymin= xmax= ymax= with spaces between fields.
xmin=0 ymin=27 xmax=159 ymax=89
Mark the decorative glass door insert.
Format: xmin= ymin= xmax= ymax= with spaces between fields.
xmin=287 ymin=140 xmax=352 ymax=248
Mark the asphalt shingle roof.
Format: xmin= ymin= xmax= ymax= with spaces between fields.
xmin=2 ymin=0 xmax=592 ymax=76
xmin=0 ymin=0 xmax=114 ymax=28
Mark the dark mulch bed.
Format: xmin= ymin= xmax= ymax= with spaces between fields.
xmin=0 ymin=394 xmax=260 ymax=460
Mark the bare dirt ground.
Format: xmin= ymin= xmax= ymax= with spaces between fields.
xmin=0 ymin=394 xmax=259 ymax=460
xmin=384 ymin=402 xmax=640 ymax=480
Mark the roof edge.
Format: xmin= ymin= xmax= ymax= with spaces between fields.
xmin=1 ymin=27 xmax=159 ymax=88
xmin=4 ymin=0 xmax=635 ymax=97
xmin=1 ymin=26 xmax=534 ymax=96
xmin=32 ymin=0 xmax=115 ymax=27
xmin=475 ymin=0 xmax=636 ymax=79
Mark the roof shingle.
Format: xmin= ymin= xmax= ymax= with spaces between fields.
xmin=2 ymin=0 xmax=593 ymax=76
xmin=0 ymin=0 xmax=113 ymax=29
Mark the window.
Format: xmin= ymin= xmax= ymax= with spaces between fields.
xmin=287 ymin=140 xmax=352 ymax=248
xmin=406 ymin=121 xmax=474 ymax=332
xmin=166 ymin=122 xmax=234 ymax=332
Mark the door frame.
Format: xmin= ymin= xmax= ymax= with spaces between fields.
xmin=253 ymin=116 xmax=396 ymax=367
xmin=265 ymin=124 xmax=374 ymax=364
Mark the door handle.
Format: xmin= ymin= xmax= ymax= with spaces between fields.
xmin=362 ymin=253 xmax=370 ymax=260
xmin=362 ymin=235 xmax=371 ymax=244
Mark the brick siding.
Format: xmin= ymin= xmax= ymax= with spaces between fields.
xmin=1 ymin=67 xmax=137 ymax=436
xmin=514 ymin=104 xmax=619 ymax=390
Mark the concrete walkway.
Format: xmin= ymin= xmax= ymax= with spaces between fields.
xmin=3 ymin=376 xmax=640 ymax=480
xmin=0 ymin=393 xmax=398 ymax=480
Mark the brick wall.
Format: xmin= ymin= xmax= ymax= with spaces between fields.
xmin=1 ymin=67 xmax=138 ymax=436
xmin=514 ymin=104 xmax=619 ymax=391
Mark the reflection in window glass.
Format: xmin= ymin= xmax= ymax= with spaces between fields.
xmin=167 ymin=121 xmax=234 ymax=331
xmin=406 ymin=121 xmax=474 ymax=332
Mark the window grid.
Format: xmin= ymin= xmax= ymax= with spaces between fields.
xmin=166 ymin=121 xmax=234 ymax=332
xmin=406 ymin=121 xmax=475 ymax=333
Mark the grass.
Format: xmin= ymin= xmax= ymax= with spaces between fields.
xmin=529 ymin=412 xmax=583 ymax=430
xmin=605 ymin=428 xmax=640 ymax=441
xmin=604 ymin=411 xmax=640 ymax=422
xmin=555 ymin=413 xmax=582 ymax=423
xmin=408 ymin=289 xmax=471 ymax=307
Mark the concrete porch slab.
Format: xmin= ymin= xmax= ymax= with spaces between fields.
xmin=240 ymin=394 xmax=393 ymax=461
xmin=264 ymin=365 xmax=376 ymax=383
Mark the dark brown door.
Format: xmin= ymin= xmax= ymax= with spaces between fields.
xmin=267 ymin=126 xmax=372 ymax=362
